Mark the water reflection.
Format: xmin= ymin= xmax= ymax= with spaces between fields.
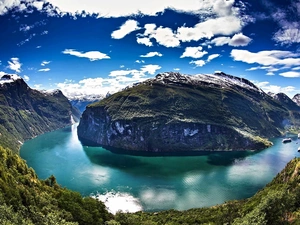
xmin=20 ymin=125 xmax=300 ymax=212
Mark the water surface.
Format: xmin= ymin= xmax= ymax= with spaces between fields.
xmin=20 ymin=124 xmax=300 ymax=213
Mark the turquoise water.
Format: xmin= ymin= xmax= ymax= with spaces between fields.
xmin=20 ymin=124 xmax=300 ymax=213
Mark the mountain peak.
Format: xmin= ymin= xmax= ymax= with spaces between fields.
xmin=0 ymin=74 xmax=22 ymax=85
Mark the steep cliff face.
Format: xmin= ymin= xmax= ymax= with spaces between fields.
xmin=77 ymin=72 xmax=300 ymax=153
xmin=0 ymin=74 xmax=78 ymax=152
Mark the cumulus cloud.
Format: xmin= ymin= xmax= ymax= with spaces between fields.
xmin=56 ymin=64 xmax=161 ymax=99
xmin=229 ymin=33 xmax=252 ymax=46
xmin=267 ymin=1 xmax=300 ymax=45
xmin=111 ymin=19 xmax=140 ymax=39
xmin=135 ymin=60 xmax=145 ymax=64
xmin=209 ymin=33 xmax=251 ymax=46
xmin=62 ymin=49 xmax=110 ymax=61
xmin=176 ymin=16 xmax=242 ymax=42
xmin=7 ymin=58 xmax=22 ymax=73
xmin=38 ymin=68 xmax=50 ymax=72
xmin=137 ymin=37 xmax=153 ymax=46
xmin=189 ymin=60 xmax=206 ymax=67
xmin=140 ymin=52 xmax=162 ymax=58
xmin=180 ymin=46 xmax=208 ymax=59
xmin=231 ymin=49 xmax=300 ymax=67
xmin=13 ymin=0 xmax=240 ymax=18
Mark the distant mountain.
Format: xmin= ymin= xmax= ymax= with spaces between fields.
xmin=0 ymin=74 xmax=79 ymax=152
xmin=271 ymin=93 xmax=300 ymax=111
xmin=78 ymin=72 xmax=300 ymax=154
xmin=69 ymin=94 xmax=105 ymax=113
xmin=293 ymin=94 xmax=300 ymax=107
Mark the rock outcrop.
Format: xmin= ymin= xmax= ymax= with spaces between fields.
xmin=77 ymin=72 xmax=300 ymax=154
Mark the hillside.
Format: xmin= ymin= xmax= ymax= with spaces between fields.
xmin=0 ymin=74 xmax=80 ymax=152
xmin=78 ymin=72 xmax=300 ymax=153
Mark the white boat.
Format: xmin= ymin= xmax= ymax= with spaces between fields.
xmin=282 ymin=138 xmax=292 ymax=143
xmin=298 ymin=147 xmax=300 ymax=152
xmin=298 ymin=133 xmax=300 ymax=139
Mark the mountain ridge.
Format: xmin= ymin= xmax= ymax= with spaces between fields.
xmin=0 ymin=74 xmax=80 ymax=152
xmin=78 ymin=72 xmax=300 ymax=154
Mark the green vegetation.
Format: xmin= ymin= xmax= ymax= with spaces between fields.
xmin=0 ymin=145 xmax=112 ymax=224
xmin=0 ymin=78 xmax=76 ymax=153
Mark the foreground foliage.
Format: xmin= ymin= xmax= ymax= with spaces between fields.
xmin=0 ymin=146 xmax=112 ymax=224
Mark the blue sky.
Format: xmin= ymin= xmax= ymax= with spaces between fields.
xmin=0 ymin=0 xmax=300 ymax=99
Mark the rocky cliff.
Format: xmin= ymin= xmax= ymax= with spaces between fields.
xmin=0 ymin=74 xmax=79 ymax=152
xmin=77 ymin=72 xmax=300 ymax=154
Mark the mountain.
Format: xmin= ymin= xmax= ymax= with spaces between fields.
xmin=0 ymin=74 xmax=80 ymax=152
xmin=77 ymin=72 xmax=300 ymax=154
xmin=293 ymin=94 xmax=300 ymax=107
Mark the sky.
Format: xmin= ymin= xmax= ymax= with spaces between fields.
xmin=0 ymin=0 xmax=300 ymax=99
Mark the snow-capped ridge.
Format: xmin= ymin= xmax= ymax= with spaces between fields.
xmin=0 ymin=74 xmax=22 ymax=85
xmin=141 ymin=71 xmax=262 ymax=93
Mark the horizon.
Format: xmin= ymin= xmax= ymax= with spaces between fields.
xmin=0 ymin=0 xmax=300 ymax=99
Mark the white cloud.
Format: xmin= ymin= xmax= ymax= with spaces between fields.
xmin=32 ymin=1 xmax=44 ymax=10
xmin=207 ymin=54 xmax=220 ymax=62
xmin=23 ymin=75 xmax=30 ymax=81
xmin=62 ymin=49 xmax=110 ymax=61
xmin=180 ymin=46 xmax=208 ymax=59
xmin=135 ymin=60 xmax=145 ymax=64
xmin=210 ymin=33 xmax=251 ymax=47
xmin=177 ymin=16 xmax=242 ymax=42
xmin=254 ymin=81 xmax=297 ymax=97
xmin=38 ymin=68 xmax=50 ymax=72
xmin=267 ymin=1 xmax=300 ymax=45
xmin=23 ymin=0 xmax=239 ymax=18
xmin=231 ymin=49 xmax=300 ymax=67
xmin=111 ymin=19 xmax=140 ymax=39
xmin=210 ymin=36 xmax=231 ymax=46
xmin=136 ymin=37 xmax=153 ymax=47
xmin=228 ymin=33 xmax=252 ymax=46
xmin=56 ymin=64 xmax=161 ymax=99
xmin=279 ymin=71 xmax=300 ymax=78
xmin=190 ymin=60 xmax=206 ymax=67
xmin=151 ymin=26 xmax=180 ymax=48
xmin=140 ymin=52 xmax=162 ymax=58
xmin=174 ymin=68 xmax=180 ymax=71
xmin=41 ymin=61 xmax=51 ymax=66
xmin=7 ymin=58 xmax=22 ymax=73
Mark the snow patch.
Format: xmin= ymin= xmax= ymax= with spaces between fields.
xmin=115 ymin=121 xmax=124 ymax=134
xmin=184 ymin=128 xmax=198 ymax=136
xmin=0 ymin=74 xmax=22 ymax=85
